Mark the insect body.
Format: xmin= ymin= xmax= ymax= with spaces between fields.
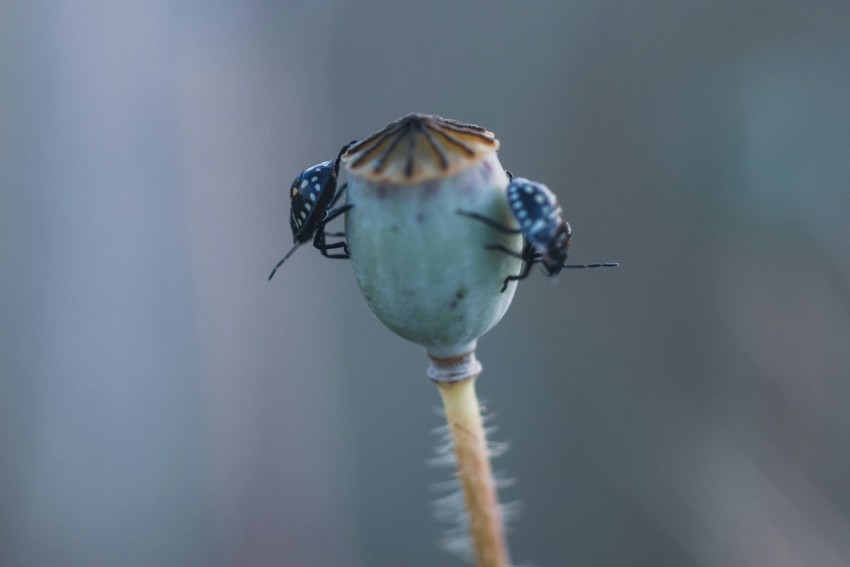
xmin=269 ymin=141 xmax=357 ymax=280
xmin=458 ymin=172 xmax=618 ymax=292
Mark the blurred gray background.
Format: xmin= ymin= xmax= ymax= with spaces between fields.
xmin=2 ymin=1 xmax=850 ymax=566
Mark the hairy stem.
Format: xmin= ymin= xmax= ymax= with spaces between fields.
xmin=434 ymin=356 xmax=510 ymax=567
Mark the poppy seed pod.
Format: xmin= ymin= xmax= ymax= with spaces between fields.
xmin=342 ymin=114 xmax=522 ymax=359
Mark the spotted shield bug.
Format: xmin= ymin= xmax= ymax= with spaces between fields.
xmin=458 ymin=171 xmax=618 ymax=292
xmin=269 ymin=141 xmax=357 ymax=280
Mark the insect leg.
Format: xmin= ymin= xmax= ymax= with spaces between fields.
xmin=313 ymin=226 xmax=351 ymax=259
xmin=322 ymin=203 xmax=353 ymax=224
xmin=332 ymin=140 xmax=358 ymax=178
xmin=497 ymin=242 xmax=536 ymax=292
xmin=500 ymin=260 xmax=534 ymax=293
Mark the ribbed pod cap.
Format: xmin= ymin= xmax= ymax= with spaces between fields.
xmin=343 ymin=113 xmax=499 ymax=184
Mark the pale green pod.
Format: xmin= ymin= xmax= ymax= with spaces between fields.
xmin=342 ymin=114 xmax=522 ymax=358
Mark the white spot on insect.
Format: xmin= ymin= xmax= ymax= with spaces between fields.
xmin=534 ymin=194 xmax=545 ymax=204
xmin=523 ymin=219 xmax=532 ymax=227
xmin=523 ymin=185 xmax=534 ymax=194
xmin=300 ymin=179 xmax=308 ymax=189
xmin=511 ymin=200 xmax=522 ymax=209
xmin=304 ymin=202 xmax=312 ymax=211
xmin=311 ymin=176 xmax=318 ymax=183
xmin=517 ymin=209 xmax=528 ymax=219
xmin=309 ymin=192 xmax=317 ymax=202
xmin=300 ymin=210 xmax=307 ymax=219
xmin=314 ymin=183 xmax=321 ymax=191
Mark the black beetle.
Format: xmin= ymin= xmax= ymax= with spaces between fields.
xmin=458 ymin=172 xmax=618 ymax=292
xmin=269 ymin=141 xmax=357 ymax=280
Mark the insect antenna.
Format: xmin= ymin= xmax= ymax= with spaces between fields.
xmin=562 ymin=262 xmax=620 ymax=269
xmin=268 ymin=242 xmax=304 ymax=280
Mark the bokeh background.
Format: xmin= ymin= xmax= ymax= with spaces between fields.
xmin=3 ymin=1 xmax=850 ymax=566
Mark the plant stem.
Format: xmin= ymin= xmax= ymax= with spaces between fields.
xmin=434 ymin=357 xmax=510 ymax=567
